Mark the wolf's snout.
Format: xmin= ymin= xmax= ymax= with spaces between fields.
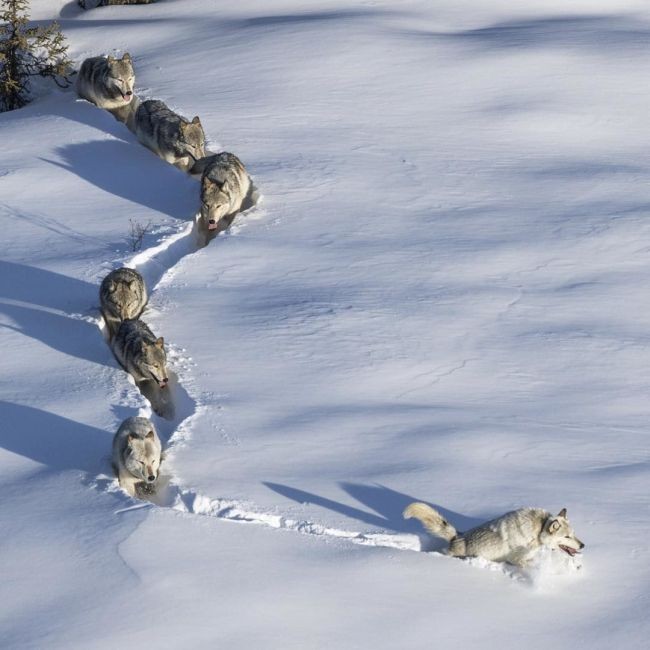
xmin=159 ymin=377 xmax=169 ymax=389
xmin=147 ymin=475 xmax=156 ymax=483
xmin=579 ymin=540 xmax=585 ymax=549
xmin=208 ymin=219 xmax=216 ymax=225
xmin=126 ymin=90 xmax=133 ymax=96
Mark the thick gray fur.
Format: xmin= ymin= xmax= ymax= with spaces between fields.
xmin=191 ymin=152 xmax=251 ymax=232
xmin=100 ymin=267 xmax=147 ymax=338
xmin=404 ymin=502 xmax=584 ymax=566
xmin=111 ymin=94 xmax=141 ymax=132
xmin=134 ymin=99 xmax=206 ymax=172
xmin=76 ymin=53 xmax=135 ymax=113
xmin=112 ymin=318 xmax=169 ymax=388
xmin=112 ymin=416 xmax=162 ymax=498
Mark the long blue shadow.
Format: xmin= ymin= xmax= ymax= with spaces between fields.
xmin=0 ymin=400 xmax=110 ymax=474
xmin=264 ymin=481 xmax=483 ymax=534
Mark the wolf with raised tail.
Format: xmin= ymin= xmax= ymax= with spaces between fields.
xmin=76 ymin=53 xmax=135 ymax=116
xmin=111 ymin=319 xmax=169 ymax=389
xmin=404 ymin=502 xmax=584 ymax=567
xmin=191 ymin=152 xmax=251 ymax=232
xmin=99 ymin=267 xmax=147 ymax=338
xmin=134 ymin=99 xmax=206 ymax=172
xmin=112 ymin=417 xmax=162 ymax=498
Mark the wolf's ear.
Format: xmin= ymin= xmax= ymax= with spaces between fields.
xmin=107 ymin=281 xmax=116 ymax=293
xmin=549 ymin=519 xmax=560 ymax=533
xmin=191 ymin=116 xmax=201 ymax=125
xmin=127 ymin=433 xmax=137 ymax=445
xmin=558 ymin=508 xmax=567 ymax=518
xmin=146 ymin=430 xmax=155 ymax=440
xmin=107 ymin=55 xmax=115 ymax=64
xmin=155 ymin=337 xmax=164 ymax=348
xmin=122 ymin=53 xmax=131 ymax=62
xmin=204 ymin=177 xmax=223 ymax=190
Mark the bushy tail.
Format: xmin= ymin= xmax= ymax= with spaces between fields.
xmin=403 ymin=502 xmax=457 ymax=542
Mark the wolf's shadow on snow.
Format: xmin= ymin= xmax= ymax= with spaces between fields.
xmin=0 ymin=261 xmax=110 ymax=366
xmin=40 ymin=139 xmax=197 ymax=218
xmin=264 ymin=481 xmax=483 ymax=551
xmin=0 ymin=260 xmax=96 ymax=312
xmin=0 ymin=302 xmax=113 ymax=366
xmin=0 ymin=401 xmax=111 ymax=475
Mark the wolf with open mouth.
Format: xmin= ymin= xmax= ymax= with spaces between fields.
xmin=76 ymin=53 xmax=136 ymax=113
xmin=404 ymin=503 xmax=584 ymax=567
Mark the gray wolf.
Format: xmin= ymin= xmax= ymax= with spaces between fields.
xmin=404 ymin=502 xmax=584 ymax=566
xmin=134 ymin=99 xmax=206 ymax=172
xmin=111 ymin=94 xmax=141 ymax=133
xmin=112 ymin=416 xmax=162 ymax=497
xmin=111 ymin=318 xmax=169 ymax=389
xmin=191 ymin=152 xmax=251 ymax=232
xmin=99 ymin=267 xmax=147 ymax=338
xmin=76 ymin=53 xmax=135 ymax=114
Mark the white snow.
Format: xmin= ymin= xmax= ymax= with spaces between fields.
xmin=1 ymin=0 xmax=649 ymax=648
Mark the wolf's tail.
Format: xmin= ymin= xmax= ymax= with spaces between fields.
xmin=403 ymin=502 xmax=458 ymax=542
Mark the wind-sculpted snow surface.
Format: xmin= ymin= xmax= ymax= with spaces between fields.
xmin=1 ymin=0 xmax=650 ymax=648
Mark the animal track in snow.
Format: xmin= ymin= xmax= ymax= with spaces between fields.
xmin=92 ymin=182 xmax=433 ymax=559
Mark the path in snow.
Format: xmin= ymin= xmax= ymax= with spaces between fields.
xmin=74 ymin=96 xmax=431 ymax=559
xmin=73 ymin=95 xmax=578 ymax=589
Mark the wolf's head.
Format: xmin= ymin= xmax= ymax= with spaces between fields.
xmin=540 ymin=508 xmax=585 ymax=557
xmin=106 ymin=53 xmax=135 ymax=103
xmin=143 ymin=336 xmax=169 ymax=389
xmin=178 ymin=117 xmax=206 ymax=162
xmin=106 ymin=278 xmax=141 ymax=317
xmin=123 ymin=419 xmax=161 ymax=485
xmin=201 ymin=178 xmax=231 ymax=230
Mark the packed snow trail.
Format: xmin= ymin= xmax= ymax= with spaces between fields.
xmin=96 ymin=214 xmax=583 ymax=588
xmin=95 ymin=181 xmax=428 ymax=556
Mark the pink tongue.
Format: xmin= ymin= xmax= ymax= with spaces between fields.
xmin=208 ymin=223 xmax=218 ymax=230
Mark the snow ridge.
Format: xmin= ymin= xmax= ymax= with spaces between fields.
xmin=172 ymin=486 xmax=422 ymax=552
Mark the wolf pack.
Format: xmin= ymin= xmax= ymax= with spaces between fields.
xmin=77 ymin=51 xmax=250 ymax=499
xmin=76 ymin=50 xmax=584 ymax=570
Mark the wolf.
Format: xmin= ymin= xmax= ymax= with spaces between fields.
xmin=404 ymin=503 xmax=584 ymax=567
xmin=111 ymin=318 xmax=169 ymax=389
xmin=112 ymin=94 xmax=141 ymax=132
xmin=112 ymin=417 xmax=162 ymax=498
xmin=134 ymin=99 xmax=206 ymax=172
xmin=99 ymin=267 xmax=147 ymax=338
xmin=191 ymin=152 xmax=251 ymax=232
xmin=76 ymin=53 xmax=135 ymax=115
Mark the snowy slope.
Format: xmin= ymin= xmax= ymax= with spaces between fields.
xmin=1 ymin=0 xmax=650 ymax=648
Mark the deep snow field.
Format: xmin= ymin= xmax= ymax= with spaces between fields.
xmin=1 ymin=0 xmax=650 ymax=647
